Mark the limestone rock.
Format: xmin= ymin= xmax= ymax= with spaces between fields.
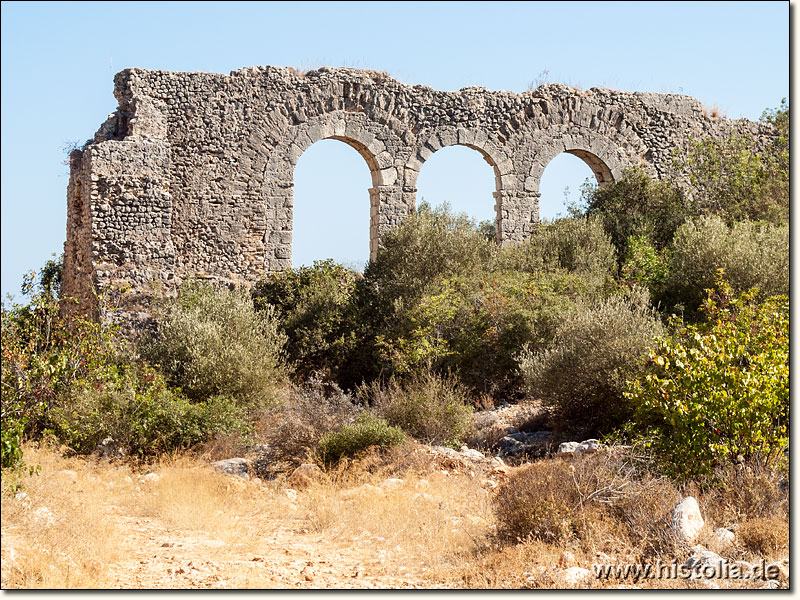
xmin=575 ymin=439 xmax=600 ymax=455
xmin=561 ymin=566 xmax=591 ymax=586
xmin=670 ymin=496 xmax=704 ymax=542
xmin=211 ymin=458 xmax=251 ymax=479
xmin=712 ymin=527 xmax=735 ymax=546
xmin=557 ymin=441 xmax=579 ymax=456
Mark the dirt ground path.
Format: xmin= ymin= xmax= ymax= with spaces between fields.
xmin=103 ymin=510 xmax=432 ymax=589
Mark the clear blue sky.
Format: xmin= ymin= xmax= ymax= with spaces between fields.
xmin=0 ymin=1 xmax=789 ymax=298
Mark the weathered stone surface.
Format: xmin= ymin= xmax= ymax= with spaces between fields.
xmin=62 ymin=66 xmax=772 ymax=328
xmin=670 ymin=496 xmax=704 ymax=542
xmin=211 ymin=458 xmax=252 ymax=479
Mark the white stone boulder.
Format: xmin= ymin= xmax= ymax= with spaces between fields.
xmin=557 ymin=441 xmax=580 ymax=456
xmin=575 ymin=439 xmax=600 ymax=455
xmin=211 ymin=458 xmax=251 ymax=479
xmin=712 ymin=527 xmax=735 ymax=546
xmin=561 ymin=566 xmax=591 ymax=585
xmin=670 ymin=496 xmax=704 ymax=542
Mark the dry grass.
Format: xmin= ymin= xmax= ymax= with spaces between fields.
xmin=702 ymin=104 xmax=727 ymax=119
xmin=298 ymin=445 xmax=494 ymax=580
xmin=121 ymin=456 xmax=296 ymax=548
xmin=737 ymin=517 xmax=789 ymax=557
xmin=1 ymin=444 xmax=129 ymax=588
xmin=1 ymin=444 xmax=298 ymax=588
xmin=2 ymin=443 xmax=789 ymax=589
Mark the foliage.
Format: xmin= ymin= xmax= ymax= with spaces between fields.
xmin=2 ymin=260 xmax=250 ymax=464
xmin=141 ymin=281 xmax=287 ymax=409
xmin=47 ymin=365 xmax=247 ymax=456
xmin=361 ymin=201 xmax=497 ymax=316
xmin=498 ymin=216 xmax=617 ymax=282
xmin=316 ymin=412 xmax=406 ymax=466
xmin=620 ymin=235 xmax=670 ymax=299
xmin=626 ymin=276 xmax=789 ymax=480
xmin=253 ymin=260 xmax=359 ymax=383
xmin=673 ymin=101 xmax=789 ymax=224
xmin=261 ymin=377 xmax=362 ymax=466
xmin=665 ymin=216 xmax=788 ymax=317
xmin=346 ymin=202 xmax=498 ymax=389
xmin=364 ymin=370 xmax=474 ymax=447
xmin=377 ymin=270 xmax=604 ymax=398
xmin=2 ymin=258 xmax=116 ymax=468
xmin=583 ymin=167 xmax=688 ymax=256
xmin=520 ymin=286 xmax=663 ymax=436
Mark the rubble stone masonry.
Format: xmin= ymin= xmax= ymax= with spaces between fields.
xmin=62 ymin=66 xmax=771 ymax=327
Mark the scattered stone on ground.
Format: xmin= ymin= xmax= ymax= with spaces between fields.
xmin=211 ymin=458 xmax=252 ymax=479
xmin=670 ymin=496 xmax=704 ymax=542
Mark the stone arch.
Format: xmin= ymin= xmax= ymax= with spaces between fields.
xmin=405 ymin=128 xmax=517 ymax=244
xmin=263 ymin=111 xmax=410 ymax=267
xmin=519 ymin=128 xmax=643 ymax=224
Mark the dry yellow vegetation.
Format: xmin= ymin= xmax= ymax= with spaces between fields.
xmin=1 ymin=443 xmax=789 ymax=589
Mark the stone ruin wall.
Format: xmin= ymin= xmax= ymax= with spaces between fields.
xmin=62 ymin=65 xmax=772 ymax=327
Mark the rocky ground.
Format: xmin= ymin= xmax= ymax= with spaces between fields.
xmin=1 ymin=403 xmax=790 ymax=589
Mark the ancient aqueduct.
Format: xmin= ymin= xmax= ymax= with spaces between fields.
xmin=62 ymin=66 xmax=769 ymax=324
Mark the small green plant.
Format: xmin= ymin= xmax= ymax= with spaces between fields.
xmin=626 ymin=275 xmax=789 ymax=480
xmin=316 ymin=412 xmax=405 ymax=466
xmin=365 ymin=370 xmax=474 ymax=447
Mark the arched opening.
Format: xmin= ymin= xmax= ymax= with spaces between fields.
xmin=538 ymin=152 xmax=601 ymax=221
xmin=292 ymin=138 xmax=373 ymax=271
xmin=415 ymin=145 xmax=498 ymax=237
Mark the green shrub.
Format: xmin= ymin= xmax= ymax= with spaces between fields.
xmin=316 ymin=412 xmax=405 ymax=466
xmin=665 ymin=216 xmax=788 ymax=317
xmin=262 ymin=377 xmax=361 ymax=466
xmin=141 ymin=281 xmax=287 ymax=408
xmin=626 ymin=278 xmax=789 ymax=480
xmin=1 ymin=258 xmax=117 ymax=469
xmin=583 ymin=167 xmax=688 ymax=256
xmin=362 ymin=201 xmax=496 ymax=314
xmin=376 ymin=270 xmax=605 ymax=398
xmin=620 ymin=235 xmax=670 ymax=299
xmin=499 ymin=216 xmax=617 ymax=282
xmin=253 ymin=260 xmax=359 ymax=383
xmin=520 ymin=286 xmax=663 ymax=436
xmin=2 ymin=260 xmax=250 ymax=463
xmin=365 ymin=371 xmax=474 ymax=447
xmin=347 ymin=202 xmax=498 ymax=389
xmin=673 ymin=103 xmax=788 ymax=224
xmin=47 ymin=364 xmax=247 ymax=456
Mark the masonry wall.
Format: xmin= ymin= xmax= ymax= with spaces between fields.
xmin=61 ymin=66 xmax=772 ymax=327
